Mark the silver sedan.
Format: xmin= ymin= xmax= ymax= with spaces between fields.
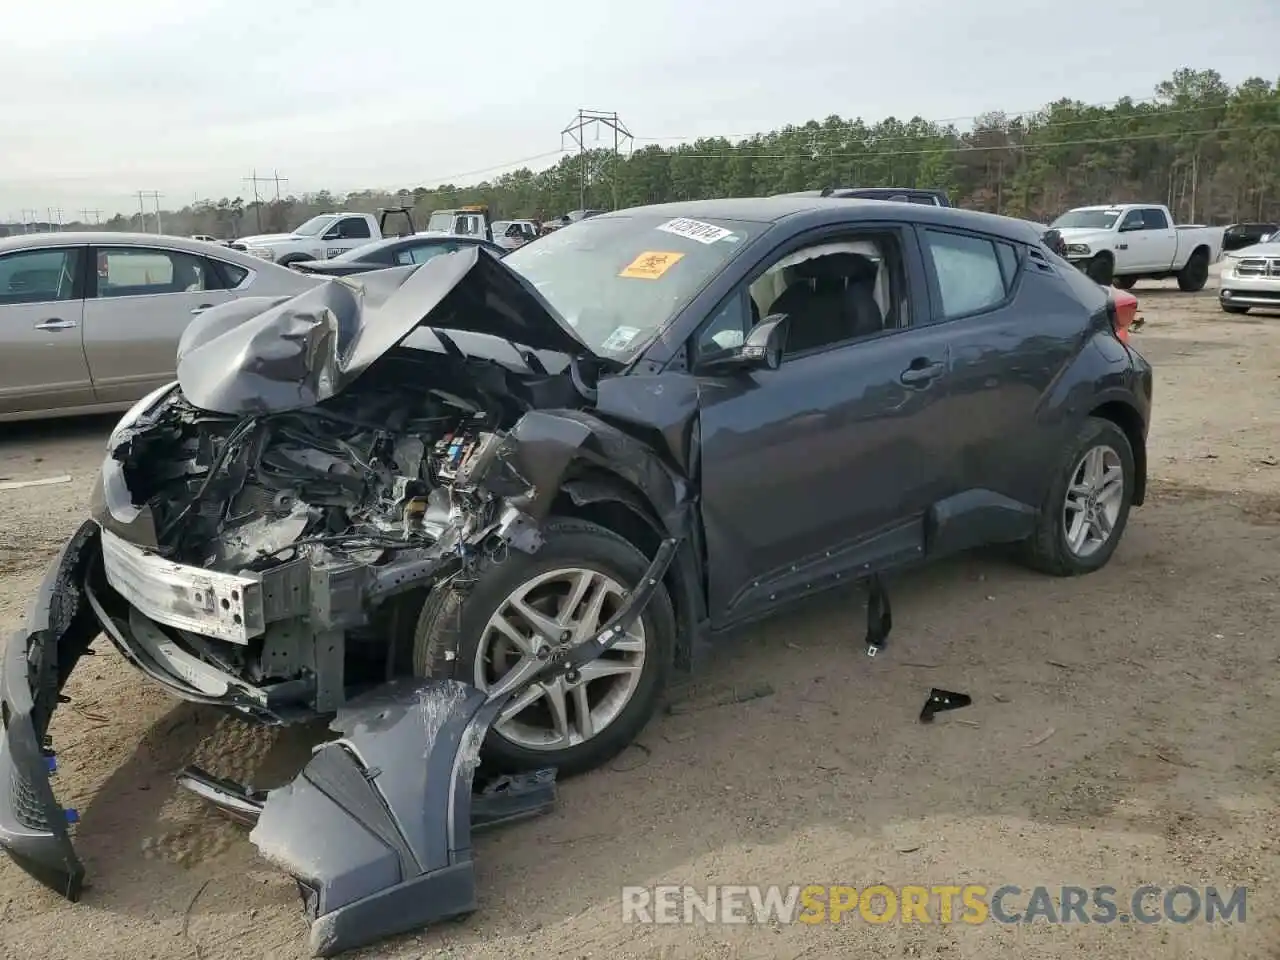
xmin=0 ymin=232 xmax=321 ymax=422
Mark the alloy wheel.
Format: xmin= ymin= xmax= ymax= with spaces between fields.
xmin=474 ymin=566 xmax=647 ymax=750
xmin=1062 ymin=444 xmax=1125 ymax=558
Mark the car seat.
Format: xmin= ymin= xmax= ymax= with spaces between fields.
xmin=770 ymin=253 xmax=883 ymax=354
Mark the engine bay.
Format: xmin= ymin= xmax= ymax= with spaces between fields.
xmin=111 ymin=368 xmax=520 ymax=574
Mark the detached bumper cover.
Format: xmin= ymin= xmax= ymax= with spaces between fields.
xmin=0 ymin=520 xmax=101 ymax=899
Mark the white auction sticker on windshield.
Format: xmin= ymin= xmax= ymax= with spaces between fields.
xmin=657 ymin=217 xmax=733 ymax=245
xmin=602 ymin=326 xmax=641 ymax=351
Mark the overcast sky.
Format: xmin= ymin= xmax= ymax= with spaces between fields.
xmin=3 ymin=0 xmax=1277 ymax=219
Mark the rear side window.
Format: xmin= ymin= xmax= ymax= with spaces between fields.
xmin=213 ymin=260 xmax=249 ymax=288
xmin=338 ymin=218 xmax=372 ymax=240
xmin=93 ymin=247 xmax=214 ymax=298
xmin=1142 ymin=208 xmax=1170 ymax=230
xmin=0 ymin=248 xmax=82 ymax=305
xmin=922 ymin=230 xmax=1018 ymax=319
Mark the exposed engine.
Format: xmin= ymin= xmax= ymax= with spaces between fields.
xmin=112 ymin=381 xmax=511 ymax=573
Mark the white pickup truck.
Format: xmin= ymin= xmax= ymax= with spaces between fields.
xmin=230 ymin=209 xmax=416 ymax=266
xmin=1049 ymin=203 xmax=1224 ymax=291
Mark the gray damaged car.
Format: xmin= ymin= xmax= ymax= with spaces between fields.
xmin=0 ymin=199 xmax=1153 ymax=955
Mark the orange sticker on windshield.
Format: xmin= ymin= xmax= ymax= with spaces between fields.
xmin=619 ymin=251 xmax=684 ymax=279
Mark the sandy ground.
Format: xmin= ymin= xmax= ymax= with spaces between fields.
xmin=0 ymin=283 xmax=1277 ymax=960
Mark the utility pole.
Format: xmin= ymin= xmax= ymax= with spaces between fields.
xmin=561 ymin=109 xmax=632 ymax=212
xmin=47 ymin=207 xmax=64 ymax=231
xmin=20 ymin=208 xmax=37 ymax=233
xmin=79 ymin=208 xmax=102 ymax=226
xmin=244 ymin=169 xmax=286 ymax=232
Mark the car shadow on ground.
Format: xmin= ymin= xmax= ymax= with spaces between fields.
xmin=56 ymin=498 xmax=1280 ymax=956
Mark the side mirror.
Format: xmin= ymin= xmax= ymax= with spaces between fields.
xmin=703 ymin=314 xmax=787 ymax=373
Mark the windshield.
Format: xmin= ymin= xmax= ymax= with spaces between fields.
xmin=1051 ymin=209 xmax=1120 ymax=230
xmin=501 ymin=213 xmax=766 ymax=359
xmin=293 ymin=215 xmax=339 ymax=237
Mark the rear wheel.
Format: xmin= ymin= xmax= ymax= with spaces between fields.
xmin=1177 ymin=249 xmax=1210 ymax=292
xmin=1221 ymin=302 xmax=1250 ymax=315
xmin=1021 ymin=417 xmax=1135 ymax=576
xmin=1085 ymin=254 xmax=1114 ymax=286
xmin=1112 ymin=276 xmax=1137 ymax=290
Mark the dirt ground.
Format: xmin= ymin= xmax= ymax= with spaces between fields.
xmin=0 ymin=283 xmax=1277 ymax=960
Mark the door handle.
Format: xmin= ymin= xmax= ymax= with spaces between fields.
xmin=900 ymin=359 xmax=944 ymax=385
xmin=34 ymin=318 xmax=77 ymax=331
xmin=191 ymin=304 xmax=214 ymax=315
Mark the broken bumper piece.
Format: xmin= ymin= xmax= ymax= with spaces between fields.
xmin=0 ymin=520 xmax=100 ymax=900
xmin=224 ymin=537 xmax=677 ymax=957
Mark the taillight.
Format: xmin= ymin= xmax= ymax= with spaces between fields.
xmin=1109 ymin=288 xmax=1139 ymax=344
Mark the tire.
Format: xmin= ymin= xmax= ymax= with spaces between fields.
xmin=1112 ymin=276 xmax=1137 ymax=290
xmin=413 ymin=517 xmax=676 ymax=776
xmin=1176 ymin=249 xmax=1210 ymax=292
xmin=1020 ymin=417 xmax=1135 ymax=577
xmin=1085 ymin=254 xmax=1114 ymax=286
xmin=1221 ymin=303 xmax=1249 ymax=315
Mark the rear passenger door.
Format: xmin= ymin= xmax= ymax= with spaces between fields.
xmin=917 ymin=226 xmax=1079 ymax=540
xmin=82 ymin=245 xmax=237 ymax=404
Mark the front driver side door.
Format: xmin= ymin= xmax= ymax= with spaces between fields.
xmin=0 ymin=246 xmax=92 ymax=417
xmin=693 ymin=225 xmax=958 ymax=627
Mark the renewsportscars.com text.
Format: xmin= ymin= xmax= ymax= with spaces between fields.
xmin=621 ymin=884 xmax=1247 ymax=925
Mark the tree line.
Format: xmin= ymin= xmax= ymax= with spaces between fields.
xmin=6 ymin=67 xmax=1279 ymax=240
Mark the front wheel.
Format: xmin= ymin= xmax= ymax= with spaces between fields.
xmin=1020 ymin=417 xmax=1135 ymax=576
xmin=412 ymin=518 xmax=676 ymax=776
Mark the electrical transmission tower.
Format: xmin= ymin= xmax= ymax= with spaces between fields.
xmin=79 ymin=208 xmax=103 ymax=225
xmin=136 ymin=191 xmax=163 ymax=232
xmin=561 ymin=109 xmax=633 ymax=212
xmin=244 ymin=169 xmax=288 ymax=233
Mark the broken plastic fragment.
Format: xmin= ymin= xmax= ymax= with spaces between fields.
xmin=919 ymin=689 xmax=972 ymax=723
xmin=64 ymin=809 xmax=79 ymax=825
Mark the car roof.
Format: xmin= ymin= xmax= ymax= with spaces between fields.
xmin=0 ymin=231 xmax=281 ymax=267
xmin=592 ymin=198 xmax=1042 ymax=245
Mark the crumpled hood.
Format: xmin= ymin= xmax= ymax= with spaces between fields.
xmin=175 ymin=244 xmax=589 ymax=415
xmin=235 ymin=233 xmax=306 ymax=246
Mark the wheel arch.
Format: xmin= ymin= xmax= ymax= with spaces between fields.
xmin=1087 ymin=399 xmax=1147 ymax=505
xmin=490 ymin=409 xmax=707 ymax=671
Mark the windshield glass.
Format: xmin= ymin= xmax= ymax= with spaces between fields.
xmin=501 ymin=213 xmax=766 ymax=359
xmin=294 ymin=215 xmax=339 ymax=237
xmin=1051 ymin=209 xmax=1120 ymax=229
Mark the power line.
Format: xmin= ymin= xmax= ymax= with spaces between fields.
xmin=651 ymin=124 xmax=1280 ymax=161
xmin=634 ymin=102 xmax=1277 ymax=149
